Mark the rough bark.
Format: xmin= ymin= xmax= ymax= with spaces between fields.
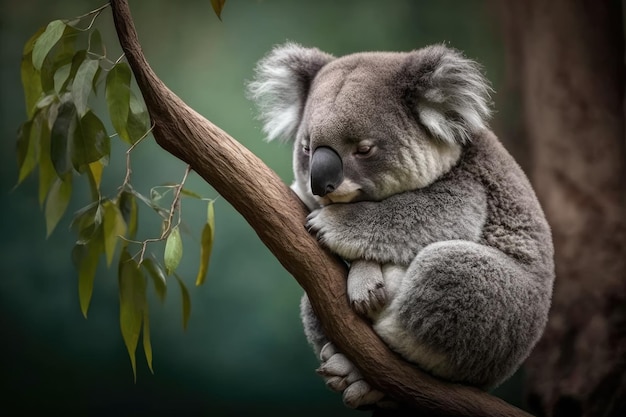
xmin=493 ymin=1 xmax=626 ymax=416
xmin=108 ymin=0 xmax=533 ymax=415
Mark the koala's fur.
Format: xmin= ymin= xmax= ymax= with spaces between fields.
xmin=248 ymin=43 xmax=554 ymax=406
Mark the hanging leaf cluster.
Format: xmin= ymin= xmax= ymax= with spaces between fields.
xmin=17 ymin=4 xmax=216 ymax=380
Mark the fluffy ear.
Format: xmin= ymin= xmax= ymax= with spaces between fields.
xmin=247 ymin=42 xmax=334 ymax=141
xmin=405 ymin=44 xmax=492 ymax=144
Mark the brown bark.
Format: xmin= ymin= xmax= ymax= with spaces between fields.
xmin=493 ymin=1 xmax=626 ymax=416
xmin=108 ymin=0 xmax=533 ymax=415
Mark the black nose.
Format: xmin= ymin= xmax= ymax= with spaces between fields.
xmin=310 ymin=146 xmax=343 ymax=197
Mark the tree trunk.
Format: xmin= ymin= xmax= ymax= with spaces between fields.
xmin=107 ymin=0 xmax=534 ymax=415
xmin=493 ymin=1 xmax=626 ymax=416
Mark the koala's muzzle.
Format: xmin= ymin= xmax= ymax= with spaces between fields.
xmin=310 ymin=146 xmax=343 ymax=197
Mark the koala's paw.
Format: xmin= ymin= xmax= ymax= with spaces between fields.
xmin=348 ymin=260 xmax=387 ymax=317
xmin=316 ymin=343 xmax=385 ymax=409
xmin=305 ymin=207 xmax=363 ymax=260
xmin=306 ymin=208 xmax=335 ymax=239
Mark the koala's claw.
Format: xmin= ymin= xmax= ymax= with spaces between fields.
xmin=343 ymin=380 xmax=385 ymax=409
xmin=351 ymin=285 xmax=387 ymax=316
xmin=348 ymin=260 xmax=387 ymax=317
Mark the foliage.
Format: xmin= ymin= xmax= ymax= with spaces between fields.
xmin=16 ymin=3 xmax=217 ymax=380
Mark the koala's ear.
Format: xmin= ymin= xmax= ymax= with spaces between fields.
xmin=247 ymin=43 xmax=334 ymax=141
xmin=404 ymin=45 xmax=492 ymax=144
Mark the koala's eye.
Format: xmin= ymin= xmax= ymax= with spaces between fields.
xmin=302 ymin=144 xmax=311 ymax=155
xmin=355 ymin=145 xmax=373 ymax=157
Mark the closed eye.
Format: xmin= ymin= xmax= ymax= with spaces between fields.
xmin=355 ymin=145 xmax=373 ymax=157
xmin=302 ymin=144 xmax=311 ymax=155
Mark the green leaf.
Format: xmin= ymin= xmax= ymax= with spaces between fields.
xmin=142 ymin=257 xmax=167 ymax=303
xmin=32 ymin=20 xmax=66 ymax=70
xmin=72 ymin=111 xmax=110 ymax=169
xmin=38 ymin=107 xmax=57 ymax=206
xmin=88 ymin=29 xmax=105 ymax=58
xmin=195 ymin=201 xmax=215 ymax=286
xmin=21 ymin=27 xmax=46 ymax=118
xmin=106 ymin=62 xmax=131 ymax=142
xmin=180 ymin=188 xmax=203 ymax=199
xmin=118 ymin=249 xmax=146 ymax=382
xmin=125 ymin=91 xmax=150 ymax=144
xmin=50 ymin=100 xmax=76 ymax=177
xmin=21 ymin=57 xmax=43 ymax=119
xmin=70 ymin=201 xmax=103 ymax=245
xmin=92 ymin=66 xmax=102 ymax=95
xmin=119 ymin=191 xmax=138 ymax=241
xmin=164 ymin=226 xmax=183 ymax=275
xmin=72 ymin=236 xmax=103 ymax=318
xmin=53 ymin=49 xmax=86 ymax=93
xmin=53 ymin=62 xmax=71 ymax=93
xmin=86 ymin=160 xmax=104 ymax=201
xmin=45 ymin=175 xmax=72 ymax=237
xmin=103 ymin=200 xmax=127 ymax=267
xmin=16 ymin=121 xmax=35 ymax=184
xmin=39 ymin=28 xmax=79 ymax=94
xmin=175 ymin=274 xmax=191 ymax=330
xmin=72 ymin=58 xmax=100 ymax=116
xmin=142 ymin=305 xmax=153 ymax=374
xmin=211 ymin=0 xmax=226 ymax=20
xmin=23 ymin=25 xmax=46 ymax=56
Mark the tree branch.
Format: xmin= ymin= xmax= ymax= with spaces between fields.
xmin=109 ymin=1 xmax=532 ymax=415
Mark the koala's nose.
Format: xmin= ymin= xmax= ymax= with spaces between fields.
xmin=310 ymin=146 xmax=343 ymax=197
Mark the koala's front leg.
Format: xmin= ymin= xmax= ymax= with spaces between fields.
xmin=348 ymin=260 xmax=386 ymax=317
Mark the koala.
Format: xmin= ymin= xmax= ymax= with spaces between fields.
xmin=248 ymin=42 xmax=554 ymax=409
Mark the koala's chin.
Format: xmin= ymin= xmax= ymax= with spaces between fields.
xmin=315 ymin=178 xmax=363 ymax=205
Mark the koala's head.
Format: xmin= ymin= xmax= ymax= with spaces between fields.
xmin=248 ymin=43 xmax=492 ymax=206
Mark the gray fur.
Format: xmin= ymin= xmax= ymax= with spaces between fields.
xmin=250 ymin=43 xmax=554 ymax=402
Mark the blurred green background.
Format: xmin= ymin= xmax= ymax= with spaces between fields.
xmin=0 ymin=1 xmax=521 ymax=415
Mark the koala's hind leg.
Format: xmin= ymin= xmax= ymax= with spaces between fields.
xmin=301 ymin=295 xmax=387 ymax=408
xmin=373 ymin=240 xmax=549 ymax=388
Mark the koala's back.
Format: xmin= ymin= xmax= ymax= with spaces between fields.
xmin=373 ymin=131 xmax=555 ymax=389
xmin=463 ymin=131 xmax=554 ymax=276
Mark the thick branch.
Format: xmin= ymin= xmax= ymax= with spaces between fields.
xmin=109 ymin=1 xmax=531 ymax=415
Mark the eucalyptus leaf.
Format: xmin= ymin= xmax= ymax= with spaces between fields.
xmin=72 ymin=111 xmax=110 ymax=169
xmin=73 ymin=236 xmax=103 ymax=318
xmin=142 ymin=305 xmax=153 ymax=374
xmin=86 ymin=160 xmax=104 ymax=200
xmin=70 ymin=201 xmax=103 ymax=245
xmin=125 ymin=91 xmax=150 ymax=144
xmin=88 ymin=29 xmax=105 ymax=58
xmin=103 ymin=199 xmax=127 ymax=266
xmin=195 ymin=201 xmax=215 ymax=286
xmin=40 ymin=28 xmax=79 ymax=93
xmin=106 ymin=62 xmax=131 ymax=142
xmin=54 ymin=49 xmax=86 ymax=94
xmin=175 ymin=274 xmax=191 ymax=330
xmin=180 ymin=188 xmax=204 ymax=199
xmin=23 ymin=25 xmax=46 ymax=56
xmin=32 ymin=20 xmax=66 ymax=70
xmin=211 ymin=0 xmax=226 ymax=20
xmin=21 ymin=54 xmax=43 ymax=119
xmin=119 ymin=191 xmax=138 ymax=241
xmin=142 ymin=257 xmax=167 ymax=303
xmin=38 ymin=107 xmax=57 ymax=206
xmin=72 ymin=58 xmax=100 ymax=116
xmin=16 ymin=121 xmax=35 ymax=185
xmin=45 ymin=175 xmax=72 ymax=237
xmin=118 ymin=249 xmax=146 ymax=382
xmin=53 ymin=63 xmax=71 ymax=94
xmin=164 ymin=226 xmax=183 ymax=275
xmin=50 ymin=100 xmax=76 ymax=177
